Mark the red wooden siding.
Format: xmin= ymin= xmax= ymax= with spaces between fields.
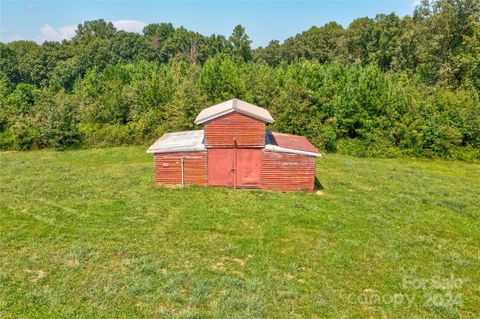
xmin=204 ymin=112 xmax=265 ymax=148
xmin=261 ymin=150 xmax=316 ymax=192
xmin=154 ymin=151 xmax=207 ymax=186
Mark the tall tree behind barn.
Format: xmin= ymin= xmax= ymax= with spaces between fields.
xmin=147 ymin=99 xmax=321 ymax=191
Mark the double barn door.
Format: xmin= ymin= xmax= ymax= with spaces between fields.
xmin=208 ymin=148 xmax=261 ymax=188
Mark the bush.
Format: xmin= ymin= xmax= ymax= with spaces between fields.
xmin=0 ymin=60 xmax=478 ymax=161
xmin=336 ymin=139 xmax=403 ymax=158
xmin=10 ymin=118 xmax=39 ymax=150
xmin=35 ymin=92 xmax=81 ymax=150
xmin=78 ymin=123 xmax=138 ymax=148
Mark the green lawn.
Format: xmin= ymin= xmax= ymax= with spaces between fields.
xmin=1 ymin=146 xmax=479 ymax=318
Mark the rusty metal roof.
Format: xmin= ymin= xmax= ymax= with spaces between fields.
xmin=194 ymin=98 xmax=274 ymax=124
xmin=265 ymin=131 xmax=321 ymax=157
xmin=147 ymin=130 xmax=205 ymax=154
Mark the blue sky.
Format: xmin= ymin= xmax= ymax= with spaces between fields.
xmin=1 ymin=1 xmax=418 ymax=47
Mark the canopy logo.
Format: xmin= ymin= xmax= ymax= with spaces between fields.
xmin=347 ymin=274 xmax=468 ymax=309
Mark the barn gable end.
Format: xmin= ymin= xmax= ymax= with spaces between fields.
xmin=204 ymin=112 xmax=266 ymax=148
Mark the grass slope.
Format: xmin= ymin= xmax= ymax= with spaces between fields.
xmin=1 ymin=146 xmax=479 ymax=318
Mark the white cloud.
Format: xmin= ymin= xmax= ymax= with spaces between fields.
xmin=33 ymin=19 xmax=146 ymax=44
xmin=112 ymin=20 xmax=146 ymax=33
xmin=37 ymin=24 xmax=76 ymax=43
xmin=412 ymin=0 xmax=422 ymax=7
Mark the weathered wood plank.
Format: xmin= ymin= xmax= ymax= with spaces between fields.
xmin=204 ymin=112 xmax=265 ymax=148
xmin=154 ymin=151 xmax=207 ymax=186
xmin=260 ymin=150 xmax=316 ymax=192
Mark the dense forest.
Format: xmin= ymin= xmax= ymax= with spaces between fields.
xmin=1 ymin=0 xmax=479 ymax=160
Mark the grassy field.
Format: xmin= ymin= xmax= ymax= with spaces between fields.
xmin=1 ymin=146 xmax=479 ymax=318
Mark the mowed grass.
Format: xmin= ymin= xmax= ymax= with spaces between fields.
xmin=0 ymin=146 xmax=479 ymax=319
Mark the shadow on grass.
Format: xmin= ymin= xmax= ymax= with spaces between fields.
xmin=314 ymin=177 xmax=324 ymax=191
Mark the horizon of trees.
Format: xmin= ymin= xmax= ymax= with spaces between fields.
xmin=0 ymin=0 xmax=479 ymax=160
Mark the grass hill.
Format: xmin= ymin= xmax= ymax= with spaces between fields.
xmin=1 ymin=147 xmax=479 ymax=318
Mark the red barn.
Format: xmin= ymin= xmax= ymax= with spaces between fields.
xmin=147 ymin=99 xmax=321 ymax=192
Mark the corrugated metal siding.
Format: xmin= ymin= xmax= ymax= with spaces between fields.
xmin=204 ymin=112 xmax=265 ymax=148
xmin=261 ymin=150 xmax=316 ymax=192
xmin=154 ymin=151 xmax=207 ymax=186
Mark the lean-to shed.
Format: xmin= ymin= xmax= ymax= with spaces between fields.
xmin=147 ymin=98 xmax=321 ymax=191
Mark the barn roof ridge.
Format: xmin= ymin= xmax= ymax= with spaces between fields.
xmin=194 ymin=98 xmax=274 ymax=124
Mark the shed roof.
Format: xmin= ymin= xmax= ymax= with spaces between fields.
xmin=194 ymin=98 xmax=274 ymax=124
xmin=146 ymin=130 xmax=205 ymax=154
xmin=147 ymin=130 xmax=321 ymax=157
xmin=265 ymin=131 xmax=321 ymax=157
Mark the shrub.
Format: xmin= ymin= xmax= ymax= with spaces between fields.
xmin=78 ymin=123 xmax=137 ymax=148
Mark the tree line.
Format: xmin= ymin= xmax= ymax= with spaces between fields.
xmin=0 ymin=0 xmax=479 ymax=160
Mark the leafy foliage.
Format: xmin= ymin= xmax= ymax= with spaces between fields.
xmin=0 ymin=0 xmax=478 ymax=159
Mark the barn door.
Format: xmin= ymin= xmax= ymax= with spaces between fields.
xmin=236 ymin=149 xmax=261 ymax=188
xmin=208 ymin=149 xmax=234 ymax=187
xmin=207 ymin=148 xmax=261 ymax=188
